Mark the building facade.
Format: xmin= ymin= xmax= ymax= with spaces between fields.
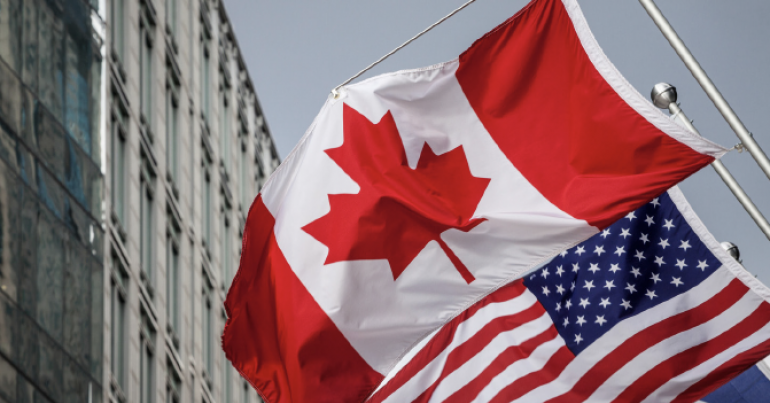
xmin=0 ymin=0 xmax=106 ymax=401
xmin=104 ymin=0 xmax=279 ymax=402
xmin=0 ymin=0 xmax=280 ymax=402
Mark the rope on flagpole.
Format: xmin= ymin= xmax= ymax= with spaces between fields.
xmin=332 ymin=0 xmax=479 ymax=98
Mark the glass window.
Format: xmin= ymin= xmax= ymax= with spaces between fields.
xmin=223 ymin=213 xmax=231 ymax=289
xmin=111 ymin=107 xmax=127 ymax=225
xmin=223 ymin=327 xmax=231 ymax=403
xmin=166 ymin=226 xmax=180 ymax=338
xmin=167 ymin=363 xmax=181 ymax=403
xmin=166 ymin=84 xmax=179 ymax=184
xmin=140 ymin=313 xmax=156 ymax=403
xmin=200 ymin=43 xmax=210 ymax=124
xmin=220 ymin=90 xmax=229 ymax=173
xmin=111 ymin=0 xmax=125 ymax=62
xmin=203 ymin=160 xmax=211 ymax=250
xmin=239 ymin=145 xmax=248 ymax=211
xmin=140 ymin=163 xmax=155 ymax=289
xmin=165 ymin=0 xmax=177 ymax=38
xmin=202 ymin=281 xmax=213 ymax=379
xmin=243 ymin=380 xmax=249 ymax=403
xmin=110 ymin=257 xmax=128 ymax=391
xmin=140 ymin=12 xmax=154 ymax=128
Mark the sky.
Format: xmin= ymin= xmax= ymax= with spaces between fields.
xmin=223 ymin=0 xmax=770 ymax=279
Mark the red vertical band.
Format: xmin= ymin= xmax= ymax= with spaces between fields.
xmin=456 ymin=0 xmax=714 ymax=229
xmin=223 ymin=196 xmax=384 ymax=403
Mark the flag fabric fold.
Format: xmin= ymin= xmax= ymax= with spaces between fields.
xmin=369 ymin=188 xmax=770 ymax=403
xmin=223 ymin=0 xmax=728 ymax=401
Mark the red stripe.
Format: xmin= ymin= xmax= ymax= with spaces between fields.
xmin=614 ymin=301 xmax=770 ymax=403
xmin=443 ymin=327 xmax=564 ymax=403
xmin=367 ymin=281 xmax=527 ymax=403
xmin=222 ymin=196 xmax=383 ymax=403
xmin=455 ymin=0 xmax=714 ymax=229
xmin=489 ymin=345 xmax=575 ymax=403
xmin=545 ymin=278 xmax=748 ymax=403
xmin=672 ymin=337 xmax=770 ymax=403
xmin=410 ymin=302 xmax=548 ymax=403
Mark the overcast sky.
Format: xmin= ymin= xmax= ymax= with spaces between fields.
xmin=223 ymin=0 xmax=770 ymax=278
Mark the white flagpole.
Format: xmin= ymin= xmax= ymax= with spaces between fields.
xmin=651 ymin=83 xmax=770 ymax=242
xmin=639 ymin=0 xmax=770 ymax=181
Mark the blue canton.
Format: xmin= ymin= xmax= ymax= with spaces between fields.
xmin=523 ymin=192 xmax=721 ymax=354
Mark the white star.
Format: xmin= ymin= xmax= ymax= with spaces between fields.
xmin=588 ymin=263 xmax=600 ymax=274
xmin=601 ymin=229 xmax=611 ymax=239
xmin=630 ymin=267 xmax=642 ymax=278
xmin=645 ymin=215 xmax=655 ymax=226
xmin=654 ymin=256 xmax=666 ymax=267
xmin=584 ymin=280 xmax=595 ymax=292
xmin=579 ymin=298 xmax=591 ymax=308
xmin=599 ymin=297 xmax=611 ymax=308
xmin=675 ymin=259 xmax=688 ymax=270
xmin=555 ymin=301 xmax=562 ymax=311
xmin=651 ymin=197 xmax=660 ymax=207
xmin=560 ymin=250 xmax=568 ymax=258
xmin=671 ymin=277 xmax=684 ymax=287
xmin=640 ymin=233 xmax=650 ymax=244
xmin=609 ymin=264 xmax=621 ymax=274
xmin=663 ymin=219 xmax=676 ymax=231
xmin=556 ymin=284 xmax=566 ymax=295
xmin=556 ymin=265 xmax=565 ymax=277
xmin=620 ymin=228 xmax=631 ymax=239
xmin=650 ymin=273 xmax=662 ymax=283
xmin=625 ymin=282 xmax=637 ymax=294
xmin=542 ymin=286 xmax=550 ymax=296
xmin=634 ymin=250 xmax=646 ymax=261
xmin=570 ymin=282 xmax=576 ymax=291
xmin=572 ymin=263 xmax=580 ymax=273
xmin=576 ymin=315 xmax=587 ymax=326
xmin=565 ymin=299 xmax=573 ymax=310
xmin=679 ymin=240 xmax=692 ymax=251
xmin=542 ymin=268 xmax=550 ymax=278
xmin=658 ymin=238 xmax=670 ymax=249
xmin=614 ymin=246 xmax=626 ymax=257
xmin=574 ymin=333 xmax=583 ymax=345
xmin=575 ymin=246 xmax=586 ymax=256
xmin=595 ymin=315 xmax=607 ymax=326
xmin=594 ymin=245 xmax=606 ymax=256
xmin=621 ymin=299 xmax=632 ymax=310
xmin=563 ymin=317 xmax=570 ymax=327
xmin=646 ymin=289 xmax=658 ymax=299
xmin=626 ymin=211 xmax=637 ymax=221
xmin=604 ymin=280 xmax=616 ymax=291
xmin=697 ymin=260 xmax=709 ymax=271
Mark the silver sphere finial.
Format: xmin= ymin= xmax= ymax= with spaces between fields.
xmin=651 ymin=83 xmax=678 ymax=109
xmin=720 ymin=241 xmax=741 ymax=262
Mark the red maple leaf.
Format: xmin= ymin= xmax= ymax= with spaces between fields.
xmin=302 ymin=104 xmax=490 ymax=283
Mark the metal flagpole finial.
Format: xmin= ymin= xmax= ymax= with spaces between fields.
xmin=649 ymin=83 xmax=770 ymax=243
xmin=651 ymin=83 xmax=677 ymax=109
xmin=720 ymin=241 xmax=742 ymax=263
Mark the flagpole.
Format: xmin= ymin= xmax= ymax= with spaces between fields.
xmin=651 ymin=83 xmax=770 ymax=242
xmin=639 ymin=0 xmax=770 ymax=181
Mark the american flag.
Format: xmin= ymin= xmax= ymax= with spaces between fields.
xmin=367 ymin=188 xmax=770 ymax=403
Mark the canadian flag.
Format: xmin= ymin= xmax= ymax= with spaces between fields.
xmin=222 ymin=0 xmax=727 ymax=402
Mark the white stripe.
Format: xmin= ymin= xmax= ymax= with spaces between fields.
xmin=587 ymin=288 xmax=759 ymax=402
xmin=382 ymin=290 xmax=539 ymax=403
xmin=472 ymin=336 xmax=567 ymax=403
xmin=642 ymin=315 xmax=770 ymax=403
xmin=429 ymin=312 xmax=554 ymax=402
xmin=513 ymin=267 xmax=733 ymax=402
